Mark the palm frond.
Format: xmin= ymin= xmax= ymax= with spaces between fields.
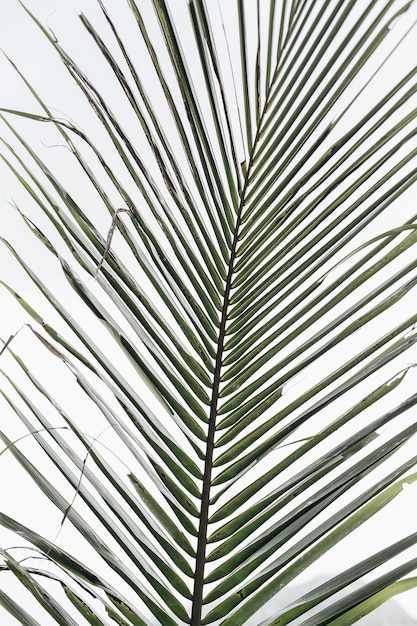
xmin=1 ymin=1 xmax=417 ymax=624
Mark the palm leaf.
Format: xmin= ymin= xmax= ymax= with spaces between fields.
xmin=1 ymin=1 xmax=417 ymax=624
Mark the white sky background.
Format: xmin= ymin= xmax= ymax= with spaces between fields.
xmin=1 ymin=0 xmax=417 ymax=624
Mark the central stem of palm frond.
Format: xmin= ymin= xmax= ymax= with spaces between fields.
xmin=190 ymin=167 xmax=257 ymax=623
xmin=190 ymin=218 xmax=241 ymax=624
xmin=190 ymin=59 xmax=276 ymax=620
